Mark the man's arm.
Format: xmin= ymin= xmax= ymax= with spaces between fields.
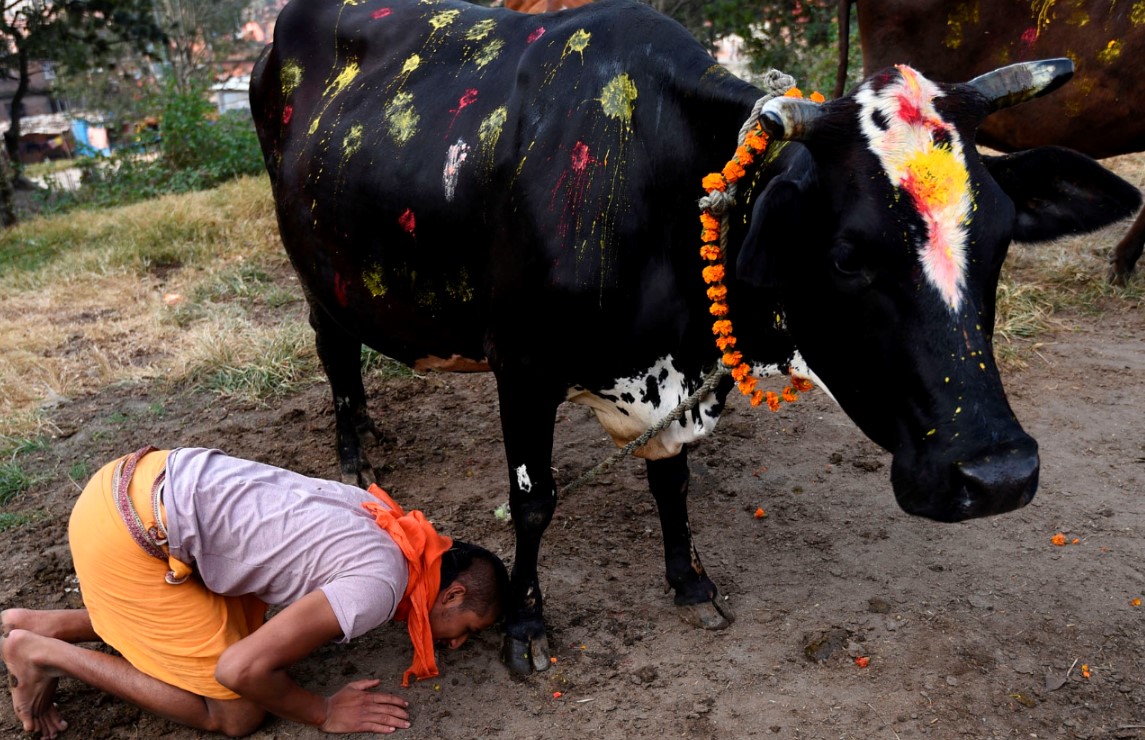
xmin=214 ymin=590 xmax=411 ymax=733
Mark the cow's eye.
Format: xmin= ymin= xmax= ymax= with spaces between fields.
xmin=829 ymin=242 xmax=874 ymax=291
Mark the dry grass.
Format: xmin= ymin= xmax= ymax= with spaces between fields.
xmin=0 ymin=176 xmax=312 ymax=441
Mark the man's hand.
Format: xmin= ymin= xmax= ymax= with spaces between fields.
xmin=320 ymin=678 xmax=411 ymax=734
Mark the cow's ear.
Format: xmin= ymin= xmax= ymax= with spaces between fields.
xmin=736 ymin=175 xmax=807 ymax=288
xmin=983 ymin=146 xmax=1142 ymax=243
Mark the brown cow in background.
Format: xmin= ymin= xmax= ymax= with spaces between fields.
xmin=836 ymin=0 xmax=1145 ymax=284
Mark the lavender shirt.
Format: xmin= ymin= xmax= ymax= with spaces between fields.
xmin=163 ymin=448 xmax=408 ymax=642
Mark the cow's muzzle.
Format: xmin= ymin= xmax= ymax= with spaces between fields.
xmin=891 ymin=435 xmax=1039 ymax=523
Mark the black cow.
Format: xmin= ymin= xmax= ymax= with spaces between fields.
xmin=250 ymin=0 xmax=1141 ymax=674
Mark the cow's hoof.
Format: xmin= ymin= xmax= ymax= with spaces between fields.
xmin=677 ymin=591 xmax=735 ymax=630
xmin=501 ymin=634 xmax=552 ymax=675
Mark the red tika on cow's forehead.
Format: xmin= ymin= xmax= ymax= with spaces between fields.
xmin=855 ymin=65 xmax=973 ymax=313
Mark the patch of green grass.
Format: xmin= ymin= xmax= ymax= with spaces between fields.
xmin=184 ymin=319 xmax=319 ymax=402
xmin=107 ymin=411 xmax=130 ymax=425
xmin=0 ymin=460 xmax=32 ymax=505
xmin=361 ymin=347 xmax=420 ymax=380
xmin=193 ymin=263 xmax=300 ymax=308
xmin=69 ymin=461 xmax=90 ymax=485
xmin=0 ymin=510 xmax=42 ymax=532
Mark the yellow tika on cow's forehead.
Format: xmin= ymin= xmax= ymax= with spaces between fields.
xmin=855 ymin=65 xmax=973 ymax=311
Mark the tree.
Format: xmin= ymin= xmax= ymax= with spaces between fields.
xmin=0 ymin=0 xmax=164 ymax=215
xmin=150 ymin=0 xmax=253 ymax=93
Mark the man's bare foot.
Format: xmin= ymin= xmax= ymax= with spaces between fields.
xmin=2 ymin=629 xmax=68 ymax=739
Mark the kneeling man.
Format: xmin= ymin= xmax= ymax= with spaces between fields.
xmin=2 ymin=446 xmax=508 ymax=737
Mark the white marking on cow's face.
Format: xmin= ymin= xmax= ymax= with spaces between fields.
xmin=515 ymin=464 xmax=533 ymax=493
xmin=855 ymin=65 xmax=973 ymax=312
xmin=443 ymin=138 xmax=469 ymax=202
xmin=565 ymin=355 xmax=723 ymax=460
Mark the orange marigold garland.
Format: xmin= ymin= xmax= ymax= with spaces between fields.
xmin=700 ymin=86 xmax=818 ymax=410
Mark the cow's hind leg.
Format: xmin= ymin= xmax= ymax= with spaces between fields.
xmin=1109 ymin=207 xmax=1145 ymax=286
xmin=494 ymin=375 xmax=561 ymax=675
xmin=647 ymin=448 xmax=734 ymax=630
xmin=310 ymin=307 xmax=381 ymax=486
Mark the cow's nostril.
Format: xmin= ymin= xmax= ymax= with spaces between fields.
xmin=955 ymin=440 xmax=1040 ymax=515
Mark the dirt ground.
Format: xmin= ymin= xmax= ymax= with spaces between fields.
xmin=3 ymin=233 xmax=1145 ymax=737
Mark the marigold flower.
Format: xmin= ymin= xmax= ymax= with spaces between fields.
xmin=702 ymin=264 xmax=725 ymax=283
xmin=738 ymin=376 xmax=758 ymax=394
xmin=716 ymin=335 xmax=736 ymax=351
xmin=721 ymin=159 xmax=746 ymax=182
xmin=744 ymin=129 xmax=768 ymax=152
xmin=782 ymin=386 xmax=798 ymax=403
xmin=765 ymin=391 xmax=780 ymax=412
xmin=1051 ymin=533 xmax=1067 ymax=546
xmin=699 ymin=244 xmax=722 ymax=261
xmin=701 ymin=173 xmax=726 ymax=191
xmin=750 ymin=389 xmax=764 ymax=406
xmin=700 ymin=212 xmax=720 ymax=230
xmin=1132 ymin=597 xmax=1142 ymax=607
xmin=1081 ymin=664 xmax=1091 ymax=680
xmin=790 ymin=375 xmax=814 ymax=392
xmin=785 ymin=87 xmax=803 ymax=98
xmin=854 ymin=656 xmax=870 ymax=668
xmin=754 ymin=507 xmax=766 ymax=519
xmin=731 ymin=364 xmax=751 ymax=382
xmin=722 ymin=350 xmax=743 ymax=367
xmin=709 ymin=302 xmax=729 ymax=317
xmin=809 ymin=91 xmax=826 ymax=103
xmin=712 ymin=319 xmax=733 ymax=336
xmin=701 ymin=228 xmax=719 ymax=243
xmin=707 ymin=284 xmax=728 ymax=301
xmin=734 ymin=146 xmax=754 ymax=166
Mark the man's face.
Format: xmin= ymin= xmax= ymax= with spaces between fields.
xmin=428 ymin=601 xmax=496 ymax=650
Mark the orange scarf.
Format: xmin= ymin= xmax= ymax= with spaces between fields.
xmin=363 ymin=484 xmax=453 ymax=687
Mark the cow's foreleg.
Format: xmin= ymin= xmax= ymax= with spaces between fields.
xmin=647 ymin=448 xmax=735 ymax=630
xmin=1109 ymin=206 xmax=1145 ymax=285
xmin=310 ymin=307 xmax=381 ymax=486
xmin=494 ymin=377 xmax=560 ymax=675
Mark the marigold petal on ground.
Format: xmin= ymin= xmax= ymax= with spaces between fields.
xmin=754 ymin=507 xmax=766 ymax=519
xmin=1051 ymin=533 xmax=1067 ymax=546
xmin=854 ymin=656 xmax=870 ymax=668
xmin=1132 ymin=597 xmax=1142 ymax=607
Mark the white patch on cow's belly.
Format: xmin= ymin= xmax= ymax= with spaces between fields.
xmin=515 ymin=464 xmax=533 ymax=492
xmin=750 ymin=350 xmax=837 ymax=404
xmin=565 ymin=355 xmax=721 ymax=460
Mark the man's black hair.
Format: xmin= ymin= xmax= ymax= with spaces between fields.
xmin=440 ymin=540 xmax=510 ymax=619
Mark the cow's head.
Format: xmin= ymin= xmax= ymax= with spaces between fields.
xmin=735 ymin=60 xmax=1142 ymax=522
